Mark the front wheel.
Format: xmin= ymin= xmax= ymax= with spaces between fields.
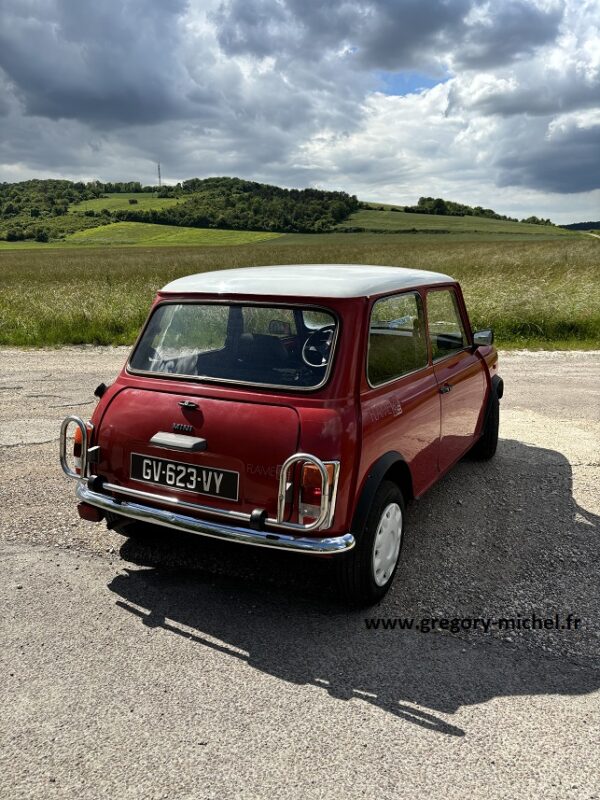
xmin=336 ymin=480 xmax=405 ymax=607
xmin=471 ymin=389 xmax=499 ymax=460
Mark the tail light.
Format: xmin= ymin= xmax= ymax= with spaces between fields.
xmin=300 ymin=463 xmax=336 ymax=503
xmin=299 ymin=462 xmax=336 ymax=525
xmin=72 ymin=423 xmax=93 ymax=475
xmin=73 ymin=425 xmax=83 ymax=473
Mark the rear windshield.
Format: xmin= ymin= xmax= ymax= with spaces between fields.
xmin=129 ymin=303 xmax=338 ymax=390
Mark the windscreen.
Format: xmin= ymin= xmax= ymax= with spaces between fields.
xmin=129 ymin=303 xmax=338 ymax=389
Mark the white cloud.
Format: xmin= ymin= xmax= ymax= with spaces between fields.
xmin=0 ymin=0 xmax=598 ymax=221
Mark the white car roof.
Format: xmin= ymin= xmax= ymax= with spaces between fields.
xmin=160 ymin=264 xmax=454 ymax=299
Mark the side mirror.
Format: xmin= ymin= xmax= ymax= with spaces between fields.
xmin=473 ymin=329 xmax=494 ymax=347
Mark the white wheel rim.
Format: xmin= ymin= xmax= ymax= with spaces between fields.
xmin=372 ymin=502 xmax=403 ymax=587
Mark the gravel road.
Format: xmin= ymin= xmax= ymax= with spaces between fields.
xmin=1 ymin=347 xmax=599 ymax=799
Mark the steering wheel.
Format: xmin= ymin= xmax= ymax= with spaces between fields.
xmin=301 ymin=325 xmax=335 ymax=368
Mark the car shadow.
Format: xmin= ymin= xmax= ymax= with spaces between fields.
xmin=108 ymin=438 xmax=600 ymax=737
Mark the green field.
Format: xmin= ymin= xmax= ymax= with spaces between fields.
xmin=0 ymin=215 xmax=578 ymax=250
xmin=69 ymin=192 xmax=183 ymax=213
xmin=339 ymin=208 xmax=575 ymax=237
xmin=0 ymin=232 xmax=597 ymax=349
xmin=65 ymin=222 xmax=282 ymax=247
xmin=0 ymin=222 xmax=282 ymax=249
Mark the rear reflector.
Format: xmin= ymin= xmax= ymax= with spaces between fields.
xmin=77 ymin=502 xmax=104 ymax=523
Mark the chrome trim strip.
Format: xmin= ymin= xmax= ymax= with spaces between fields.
xmin=76 ymin=482 xmax=354 ymax=555
xmin=102 ymin=480 xmax=249 ymax=521
xmin=60 ymin=416 xmax=93 ymax=479
xmin=326 ymin=461 xmax=341 ymax=528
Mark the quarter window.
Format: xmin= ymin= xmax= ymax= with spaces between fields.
xmin=368 ymin=292 xmax=428 ymax=386
xmin=426 ymin=289 xmax=467 ymax=360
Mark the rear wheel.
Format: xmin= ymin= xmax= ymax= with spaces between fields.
xmin=336 ymin=480 xmax=405 ymax=607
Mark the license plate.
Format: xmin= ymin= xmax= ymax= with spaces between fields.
xmin=130 ymin=453 xmax=239 ymax=502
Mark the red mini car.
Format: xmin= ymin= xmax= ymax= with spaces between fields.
xmin=60 ymin=264 xmax=503 ymax=605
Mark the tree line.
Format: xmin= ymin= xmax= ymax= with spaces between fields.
xmin=0 ymin=176 xmax=359 ymax=240
xmin=114 ymin=177 xmax=359 ymax=233
xmin=561 ymin=221 xmax=600 ymax=230
xmin=403 ymin=196 xmax=554 ymax=225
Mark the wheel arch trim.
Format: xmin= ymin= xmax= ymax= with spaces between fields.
xmin=351 ymin=451 xmax=413 ymax=537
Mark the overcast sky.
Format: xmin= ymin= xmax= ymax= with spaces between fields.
xmin=0 ymin=0 xmax=598 ymax=222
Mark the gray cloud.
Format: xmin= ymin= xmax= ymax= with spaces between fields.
xmin=453 ymin=0 xmax=565 ymax=69
xmin=214 ymin=0 xmax=564 ymax=72
xmin=495 ymin=116 xmax=600 ymax=193
xmin=0 ymin=0 xmax=597 ymax=220
xmin=0 ymin=0 xmax=189 ymax=125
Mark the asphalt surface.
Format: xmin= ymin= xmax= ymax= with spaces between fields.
xmin=1 ymin=347 xmax=599 ymax=799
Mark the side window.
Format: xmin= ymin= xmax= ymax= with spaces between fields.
xmin=426 ymin=289 xmax=467 ymax=361
xmin=368 ymin=292 xmax=428 ymax=386
xmin=302 ymin=310 xmax=333 ymax=330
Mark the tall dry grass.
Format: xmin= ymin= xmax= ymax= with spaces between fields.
xmin=0 ymin=234 xmax=597 ymax=347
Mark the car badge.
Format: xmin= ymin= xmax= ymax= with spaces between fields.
xmin=173 ymin=423 xmax=194 ymax=434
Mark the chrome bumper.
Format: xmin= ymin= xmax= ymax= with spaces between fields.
xmin=76 ymin=482 xmax=355 ymax=555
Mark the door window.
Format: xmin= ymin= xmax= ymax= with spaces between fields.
xmin=368 ymin=292 xmax=428 ymax=386
xmin=427 ymin=289 xmax=467 ymax=361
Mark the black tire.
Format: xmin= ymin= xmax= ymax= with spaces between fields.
xmin=471 ymin=389 xmax=499 ymax=460
xmin=336 ymin=480 xmax=405 ymax=607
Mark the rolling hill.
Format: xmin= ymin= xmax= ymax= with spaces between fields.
xmin=0 ymin=177 xmax=359 ymax=243
xmin=0 ymin=176 xmax=579 ymax=248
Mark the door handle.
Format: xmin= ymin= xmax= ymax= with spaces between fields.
xmin=439 ymin=383 xmax=452 ymax=394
